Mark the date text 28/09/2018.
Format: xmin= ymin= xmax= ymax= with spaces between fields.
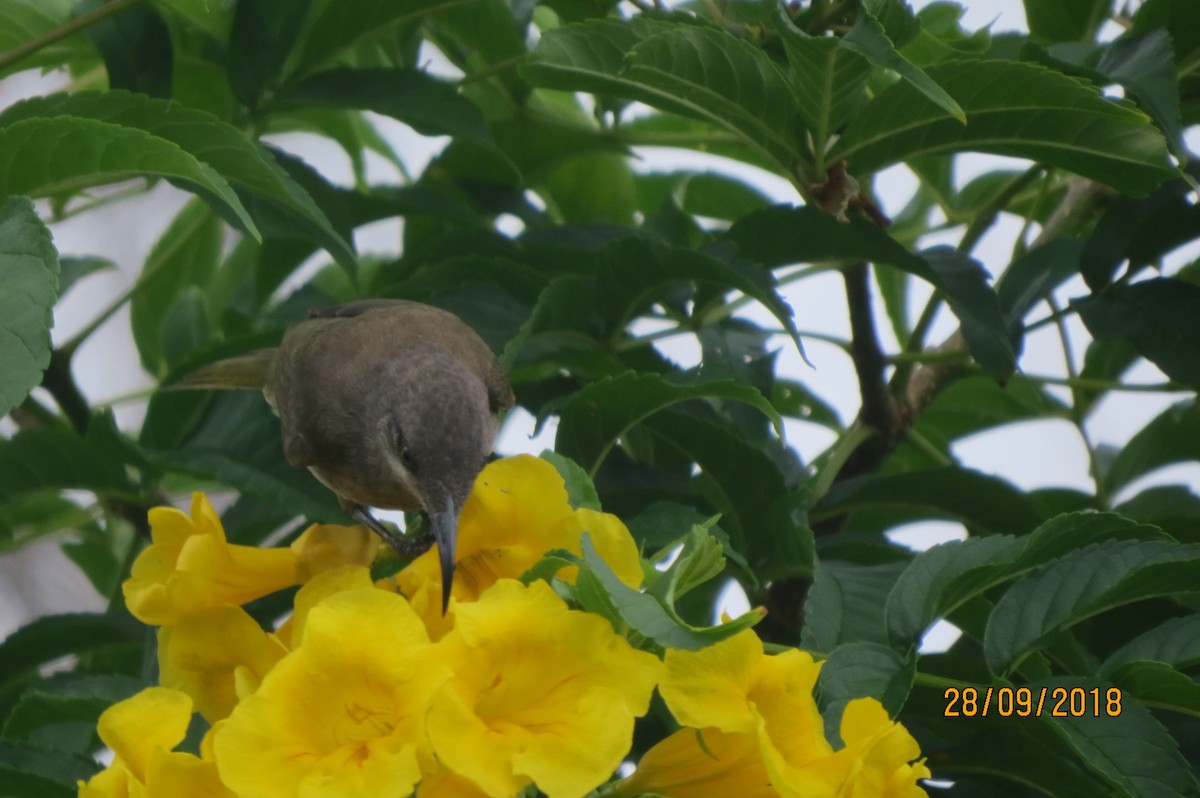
xmin=943 ymin=686 xmax=1122 ymax=718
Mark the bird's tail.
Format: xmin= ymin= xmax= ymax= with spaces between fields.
xmin=165 ymin=349 xmax=277 ymax=390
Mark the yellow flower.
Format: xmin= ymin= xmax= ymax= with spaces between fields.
xmin=123 ymin=493 xmax=299 ymax=625
xmin=624 ymin=630 xmax=929 ymax=798
xmin=78 ymin=687 xmax=234 ymax=798
xmin=214 ymin=587 xmax=450 ymax=798
xmin=396 ymin=456 xmax=643 ymax=618
xmin=426 ymin=579 xmax=662 ymax=798
xmin=157 ymin=604 xmax=288 ymax=722
xmin=614 ymin=727 xmax=776 ymax=798
xmin=290 ymin=522 xmax=380 ymax=582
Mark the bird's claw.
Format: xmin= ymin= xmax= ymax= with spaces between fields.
xmin=349 ymin=506 xmax=435 ymax=559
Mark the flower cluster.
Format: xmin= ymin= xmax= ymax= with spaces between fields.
xmin=80 ymin=455 xmax=929 ymax=798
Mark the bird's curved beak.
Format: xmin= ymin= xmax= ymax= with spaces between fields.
xmin=429 ymin=501 xmax=458 ymax=614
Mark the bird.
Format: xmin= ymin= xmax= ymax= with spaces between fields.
xmin=174 ymin=299 xmax=515 ymax=611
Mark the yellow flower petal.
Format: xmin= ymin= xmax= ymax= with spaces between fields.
xmin=660 ymin=630 xmax=765 ymax=734
xmin=417 ymin=768 xmax=494 ymax=798
xmin=124 ymin=493 xmax=298 ymax=625
xmin=615 ymin=727 xmax=776 ymax=798
xmin=834 ymin=698 xmax=931 ymax=798
xmin=554 ymin=508 xmax=645 ymax=589
xmin=396 ymin=456 xmax=574 ymax=604
xmin=215 ymin=588 xmax=449 ymax=798
xmin=145 ymin=749 xmax=238 ymax=798
xmin=158 ymin=605 xmax=287 ymax=722
xmin=427 ymin=579 xmax=662 ymax=798
xmin=291 ymin=523 xmax=379 ymax=582
xmin=287 ymin=564 xmax=375 ymax=647
xmin=97 ymin=687 xmax=194 ymax=783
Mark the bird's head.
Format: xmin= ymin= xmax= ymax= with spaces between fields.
xmin=378 ymin=354 xmax=496 ymax=612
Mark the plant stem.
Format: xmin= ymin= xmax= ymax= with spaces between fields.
xmin=1021 ymin=373 xmax=1182 ymax=393
xmin=957 ymin=164 xmax=1046 ymax=256
xmin=810 ymin=424 xmax=874 ymax=503
xmin=0 ymin=0 xmax=148 ymax=74
xmin=458 ymin=54 xmax=527 ymax=86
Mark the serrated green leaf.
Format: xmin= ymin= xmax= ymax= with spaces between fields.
xmin=0 ymin=427 xmax=137 ymax=504
xmin=0 ymin=615 xmax=142 ymax=699
xmin=1022 ymin=0 xmax=1111 ymax=43
xmin=0 ymin=740 xmax=97 ymax=798
xmin=802 ymin=560 xmax=908 ymax=651
xmin=813 ymin=466 xmax=1044 ymax=536
xmin=646 ymin=523 xmax=726 ymax=606
xmin=3 ymin=676 xmax=142 ymax=751
xmin=554 ymin=372 xmax=782 ymax=476
xmin=996 ymin=240 xmax=1084 ymax=329
xmin=275 ymin=67 xmax=493 ymax=143
xmin=290 ymin=0 xmax=450 ymax=75
xmin=816 ymin=642 xmax=915 ymax=744
xmin=228 ymin=0 xmax=313 ymax=109
xmin=984 ymin=539 xmax=1200 ymax=675
xmin=0 ymin=116 xmax=257 ymax=238
xmin=921 ymin=246 xmax=1015 ymax=380
xmin=524 ymin=20 xmax=800 ymax=171
xmin=1106 ymin=661 xmax=1200 ymax=717
xmin=1035 ymin=676 xmax=1200 ymax=798
xmin=0 ymin=0 xmax=95 ymax=79
xmin=81 ymin=0 xmax=173 ymax=99
xmin=0 ymin=91 xmax=358 ymax=268
xmin=833 ymin=60 xmax=1176 ymax=195
xmin=639 ymin=409 xmax=810 ymax=578
xmin=1076 ymin=278 xmax=1200 ymax=393
xmin=150 ymin=391 xmax=346 ymax=523
xmin=773 ymin=8 xmax=872 ymax=151
xmin=540 ymin=450 xmax=601 ymax=511
xmin=1097 ymin=30 xmax=1188 ymax=164
xmin=841 ymin=9 xmax=965 ymax=123
xmin=0 ymin=197 xmax=59 ymax=419
xmin=579 ymin=533 xmax=762 ymax=651
xmin=130 ymin=200 xmax=222 ymax=377
xmin=1103 ymin=615 xmax=1200 ymax=675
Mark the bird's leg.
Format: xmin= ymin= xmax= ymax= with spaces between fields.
xmin=344 ymin=502 xmax=435 ymax=559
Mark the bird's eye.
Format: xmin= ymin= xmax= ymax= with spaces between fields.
xmin=393 ymin=427 xmax=417 ymax=472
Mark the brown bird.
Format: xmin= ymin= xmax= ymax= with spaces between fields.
xmin=176 ymin=299 xmax=514 ymax=610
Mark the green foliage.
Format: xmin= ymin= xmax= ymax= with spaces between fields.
xmin=0 ymin=0 xmax=1198 ymax=795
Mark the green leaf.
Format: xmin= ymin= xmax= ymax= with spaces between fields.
xmin=3 ymin=675 xmax=143 ymax=751
xmin=524 ymin=20 xmax=800 ymax=171
xmin=639 ymin=409 xmax=812 ymax=578
xmin=0 ymin=0 xmax=95 ymax=78
xmin=885 ymin=511 xmax=1163 ymax=649
xmin=1097 ymin=30 xmax=1188 ymax=164
xmin=646 ymin=522 xmax=727 ymax=606
xmin=80 ymin=0 xmax=173 ymax=99
xmin=1035 ymin=676 xmax=1200 ymax=798
xmin=816 ymin=642 xmax=915 ymax=744
xmin=996 ymin=240 xmax=1083 ymax=329
xmin=0 ymin=614 xmax=141 ymax=698
xmin=802 ymin=560 xmax=908 ymax=651
xmin=57 ymin=256 xmax=115 ymax=295
xmin=1103 ymin=615 xmax=1200 ymax=675
xmin=0 ymin=197 xmax=59 ymax=420
xmin=554 ymin=372 xmax=782 ymax=476
xmin=228 ymin=0 xmax=313 ymax=109
xmin=1076 ymin=278 xmax=1200 ymax=393
xmin=840 ymin=9 xmax=965 ymax=123
xmin=773 ymin=9 xmax=872 ymax=150
xmin=0 ymin=116 xmax=257 ymax=239
xmin=984 ymin=539 xmax=1200 ymax=675
xmin=1107 ymin=399 xmax=1200 ymax=496
xmin=0 ymin=740 xmax=97 ymax=798
xmin=1105 ymin=661 xmax=1200 ymax=717
xmin=0 ymin=427 xmax=137 ymax=503
xmin=150 ymin=392 xmax=347 ymax=523
xmin=291 ymin=0 xmax=451 ymax=74
xmin=920 ymin=247 xmax=1015 ymax=380
xmin=540 ymin=450 xmax=602 ymax=511
xmin=0 ymin=91 xmax=357 ymax=268
xmin=1117 ymin=485 xmax=1200 ymax=544
xmin=0 ymin=493 xmax=95 ymax=554
xmin=275 ymin=68 xmax=493 ymax=143
xmin=130 ymin=200 xmax=222 ymax=377
xmin=813 ymin=466 xmax=1044 ymax=536
xmin=579 ymin=533 xmax=762 ymax=651
xmin=1022 ymin=0 xmax=1111 ymax=43
xmin=832 ymin=60 xmax=1177 ymax=196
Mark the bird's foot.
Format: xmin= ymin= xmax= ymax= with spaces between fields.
xmin=348 ymin=505 xmax=435 ymax=559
